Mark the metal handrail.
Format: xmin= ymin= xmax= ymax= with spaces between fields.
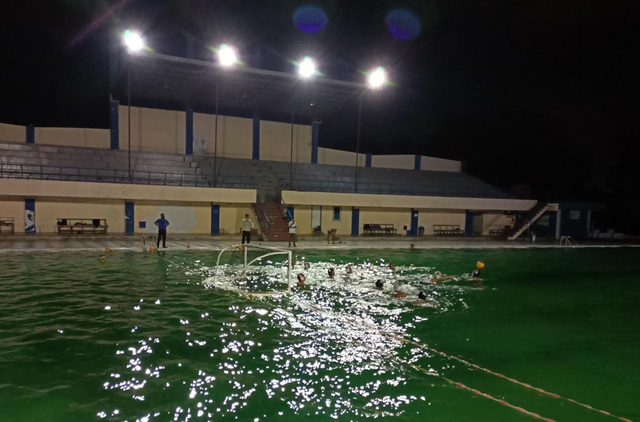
xmin=0 ymin=163 xmax=256 ymax=189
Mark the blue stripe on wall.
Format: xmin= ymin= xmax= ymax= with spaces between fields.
xmin=125 ymin=202 xmax=134 ymax=235
xmin=186 ymin=108 xmax=194 ymax=155
xmin=25 ymin=199 xmax=36 ymax=233
xmin=110 ymin=100 xmax=119 ymax=150
xmin=252 ymin=112 xmax=260 ymax=160
xmin=26 ymin=125 xmax=35 ymax=144
xmin=211 ymin=204 xmax=220 ymax=235
xmin=311 ymin=122 xmax=320 ymax=164
xmin=465 ymin=211 xmax=474 ymax=237
xmin=410 ymin=209 xmax=419 ymax=236
xmin=351 ymin=208 xmax=360 ymax=236
xmin=365 ymin=153 xmax=372 ymax=167
xmin=414 ymin=154 xmax=421 ymax=170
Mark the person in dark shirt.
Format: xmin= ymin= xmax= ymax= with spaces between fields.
xmin=154 ymin=213 xmax=170 ymax=248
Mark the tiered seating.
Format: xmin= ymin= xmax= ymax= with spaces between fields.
xmin=0 ymin=142 xmax=509 ymax=198
xmin=270 ymin=160 xmax=510 ymax=199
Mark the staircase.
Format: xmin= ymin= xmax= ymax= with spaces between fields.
xmin=252 ymin=202 xmax=290 ymax=242
xmin=504 ymin=202 xmax=549 ymax=240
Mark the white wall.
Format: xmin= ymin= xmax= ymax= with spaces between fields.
xmin=260 ymin=121 xmax=311 ymax=163
xmin=318 ymin=147 xmax=366 ymax=167
xmin=119 ymin=106 xmax=186 ymax=154
xmin=193 ymin=113 xmax=253 ymax=159
xmin=421 ymin=156 xmax=461 ymax=172
xmin=0 ymin=123 xmax=26 ymax=143
xmin=35 ymin=127 xmax=110 ymax=149
xmin=371 ymin=154 xmax=415 ymax=170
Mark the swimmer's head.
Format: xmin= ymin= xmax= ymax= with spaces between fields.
xmin=476 ymin=261 xmax=485 ymax=270
xmin=389 ymin=263 xmax=396 ymax=271
xmin=304 ymin=262 xmax=311 ymax=270
xmin=375 ymin=280 xmax=384 ymax=290
xmin=346 ymin=265 xmax=353 ymax=274
xmin=434 ymin=271 xmax=443 ymax=279
xmin=297 ymin=273 xmax=306 ymax=285
xmin=410 ymin=244 xmax=415 ymax=250
xmin=328 ymin=268 xmax=335 ymax=278
xmin=291 ymin=258 xmax=297 ymax=266
xmin=418 ymin=291 xmax=427 ymax=300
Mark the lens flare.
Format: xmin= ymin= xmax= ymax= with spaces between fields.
xmin=385 ymin=8 xmax=422 ymax=40
xmin=368 ymin=67 xmax=386 ymax=89
xmin=218 ymin=44 xmax=237 ymax=67
xmin=293 ymin=6 xmax=328 ymax=33
xmin=299 ymin=57 xmax=316 ymax=78
xmin=123 ymin=30 xmax=144 ymax=52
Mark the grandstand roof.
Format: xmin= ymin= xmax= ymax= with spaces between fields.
xmin=113 ymin=51 xmax=367 ymax=120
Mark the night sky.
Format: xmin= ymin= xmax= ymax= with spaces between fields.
xmin=1 ymin=1 xmax=639 ymax=233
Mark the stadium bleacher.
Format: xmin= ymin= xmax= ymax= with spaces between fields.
xmin=0 ymin=142 xmax=509 ymax=199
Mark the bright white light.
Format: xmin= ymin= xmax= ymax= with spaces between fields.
xmin=218 ymin=44 xmax=237 ymax=67
xmin=368 ymin=67 xmax=386 ymax=89
xmin=299 ymin=57 xmax=316 ymax=78
xmin=123 ymin=30 xmax=144 ymax=53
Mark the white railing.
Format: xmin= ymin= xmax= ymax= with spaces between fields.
xmin=560 ymin=236 xmax=577 ymax=247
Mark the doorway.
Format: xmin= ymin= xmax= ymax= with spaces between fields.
xmin=311 ymin=206 xmax=322 ymax=230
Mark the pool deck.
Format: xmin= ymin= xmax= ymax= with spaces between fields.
xmin=1 ymin=235 xmax=638 ymax=253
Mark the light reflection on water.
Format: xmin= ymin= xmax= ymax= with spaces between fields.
xmin=99 ymin=258 xmax=473 ymax=421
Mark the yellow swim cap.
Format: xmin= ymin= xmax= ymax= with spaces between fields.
xmin=105 ymin=247 xmax=112 ymax=253
xmin=477 ymin=261 xmax=485 ymax=269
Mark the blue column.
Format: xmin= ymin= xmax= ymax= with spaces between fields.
xmin=465 ymin=211 xmax=474 ymax=237
xmin=125 ymin=202 xmax=134 ymax=235
xmin=252 ymin=111 xmax=260 ymax=160
xmin=351 ymin=208 xmax=360 ymax=236
xmin=410 ymin=209 xmax=419 ymax=236
xmin=286 ymin=207 xmax=294 ymax=222
xmin=110 ymin=99 xmax=119 ymax=150
xmin=186 ymin=108 xmax=194 ymax=155
xmin=365 ymin=153 xmax=372 ymax=167
xmin=26 ymin=125 xmax=35 ymax=144
xmin=414 ymin=155 xmax=421 ymax=170
xmin=211 ymin=204 xmax=220 ymax=235
xmin=311 ymin=121 xmax=320 ymax=164
xmin=25 ymin=199 xmax=36 ymax=233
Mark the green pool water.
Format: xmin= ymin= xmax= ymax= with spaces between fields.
xmin=0 ymin=247 xmax=639 ymax=422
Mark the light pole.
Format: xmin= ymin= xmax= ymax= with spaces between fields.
xmin=123 ymin=30 xmax=144 ymax=181
xmin=355 ymin=67 xmax=386 ymax=192
xmin=213 ymin=44 xmax=237 ymax=187
xmin=291 ymin=57 xmax=316 ymax=189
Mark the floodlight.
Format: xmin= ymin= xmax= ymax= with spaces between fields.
xmin=218 ymin=44 xmax=237 ymax=67
xmin=299 ymin=57 xmax=316 ymax=78
xmin=368 ymin=67 xmax=386 ymax=89
xmin=123 ymin=30 xmax=144 ymax=53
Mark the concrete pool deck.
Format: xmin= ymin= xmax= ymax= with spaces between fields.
xmin=1 ymin=235 xmax=639 ymax=253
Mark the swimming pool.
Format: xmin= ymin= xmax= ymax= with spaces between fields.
xmin=0 ymin=248 xmax=638 ymax=421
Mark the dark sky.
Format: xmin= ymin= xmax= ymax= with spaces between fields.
xmin=1 ymin=0 xmax=639 ymax=232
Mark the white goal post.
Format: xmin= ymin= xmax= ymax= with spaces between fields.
xmin=216 ymin=243 xmax=293 ymax=294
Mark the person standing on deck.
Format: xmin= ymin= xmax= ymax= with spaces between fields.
xmin=241 ymin=214 xmax=254 ymax=244
xmin=154 ymin=213 xmax=170 ymax=248
xmin=288 ymin=219 xmax=297 ymax=247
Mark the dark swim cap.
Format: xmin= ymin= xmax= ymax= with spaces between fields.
xmin=418 ymin=291 xmax=427 ymax=300
xmin=328 ymin=268 xmax=335 ymax=277
xmin=375 ymin=280 xmax=384 ymax=289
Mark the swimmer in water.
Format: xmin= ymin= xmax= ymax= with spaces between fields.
xmin=346 ymin=265 xmax=353 ymax=275
xmin=375 ymin=280 xmax=384 ymax=290
xmin=410 ymin=244 xmax=415 ymax=250
xmin=429 ymin=271 xmax=457 ymax=283
xmin=304 ymin=261 xmax=311 ymax=270
xmin=291 ymin=258 xmax=297 ymax=266
xmin=392 ymin=280 xmax=407 ymax=298
xmin=418 ymin=291 xmax=428 ymax=300
xmin=389 ymin=263 xmax=397 ymax=271
xmin=297 ymin=273 xmax=306 ymax=285
xmin=328 ymin=268 xmax=335 ymax=279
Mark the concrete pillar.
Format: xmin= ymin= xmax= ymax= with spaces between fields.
xmin=252 ymin=111 xmax=260 ymax=160
xmin=186 ymin=108 xmax=194 ymax=155
xmin=311 ymin=121 xmax=320 ymax=164
xmin=110 ymin=99 xmax=119 ymax=150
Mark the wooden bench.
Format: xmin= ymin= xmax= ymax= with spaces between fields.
xmin=0 ymin=217 xmax=15 ymax=235
xmin=363 ymin=224 xmax=398 ymax=236
xmin=433 ymin=225 xmax=464 ymax=236
xmin=57 ymin=218 xmax=108 ymax=235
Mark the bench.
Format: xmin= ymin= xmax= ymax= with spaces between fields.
xmin=57 ymin=218 xmax=108 ymax=235
xmin=363 ymin=224 xmax=398 ymax=236
xmin=433 ymin=225 xmax=464 ymax=236
xmin=0 ymin=217 xmax=15 ymax=235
